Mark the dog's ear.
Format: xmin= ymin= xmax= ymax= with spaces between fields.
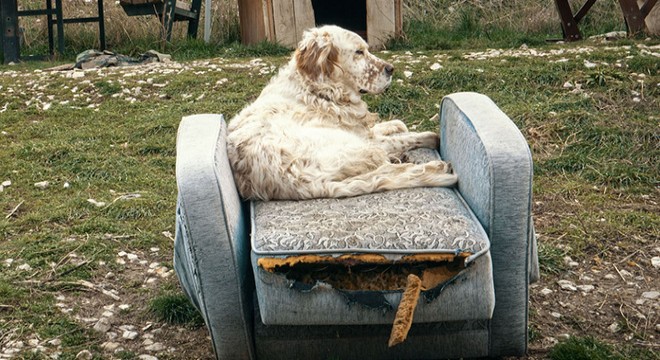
xmin=295 ymin=29 xmax=339 ymax=81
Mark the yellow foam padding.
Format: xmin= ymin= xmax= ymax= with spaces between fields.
xmin=257 ymin=252 xmax=470 ymax=291
xmin=388 ymin=274 xmax=423 ymax=347
xmin=257 ymin=252 xmax=469 ymax=270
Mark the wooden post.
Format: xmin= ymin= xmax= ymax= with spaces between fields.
xmin=554 ymin=0 xmax=582 ymax=41
xmin=619 ymin=0 xmax=647 ymax=34
xmin=1 ymin=0 xmax=20 ymax=63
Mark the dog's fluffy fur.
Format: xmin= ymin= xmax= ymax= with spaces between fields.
xmin=227 ymin=26 xmax=457 ymax=200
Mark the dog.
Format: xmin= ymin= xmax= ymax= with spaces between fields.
xmin=227 ymin=25 xmax=457 ymax=201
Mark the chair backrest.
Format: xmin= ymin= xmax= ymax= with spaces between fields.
xmin=440 ymin=92 xmax=534 ymax=356
xmin=174 ymin=114 xmax=254 ymax=360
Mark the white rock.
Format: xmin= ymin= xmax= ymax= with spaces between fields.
xmin=429 ymin=63 xmax=443 ymax=71
xmin=138 ymin=355 xmax=158 ymax=360
xmin=2 ymin=180 xmax=11 ymax=187
xmin=63 ymin=182 xmax=71 ymax=189
xmin=17 ymin=263 xmax=32 ymax=271
xmin=123 ymin=331 xmax=139 ymax=340
xmin=34 ymin=181 xmax=50 ymax=189
xmin=93 ymin=318 xmax=112 ymax=333
xmin=642 ymin=291 xmax=659 ymax=300
xmin=583 ymin=60 xmax=596 ymax=68
xmin=47 ymin=338 xmax=62 ymax=346
xmin=577 ymin=285 xmax=595 ymax=293
xmin=127 ymin=253 xmax=139 ymax=261
xmin=652 ymin=257 xmax=660 ymax=269
xmin=608 ymin=322 xmax=620 ymax=333
xmin=551 ymin=312 xmax=562 ymax=318
xmin=403 ymin=70 xmax=413 ymax=78
xmin=540 ymin=288 xmax=553 ymax=296
xmin=144 ymin=342 xmax=165 ymax=351
xmin=87 ymin=199 xmax=106 ymax=207
xmin=75 ymin=350 xmax=92 ymax=360
xmin=101 ymin=342 xmax=121 ymax=351
xmin=557 ymin=280 xmax=577 ymax=291
xmin=119 ymin=304 xmax=131 ymax=311
xmin=604 ymin=274 xmax=616 ymax=280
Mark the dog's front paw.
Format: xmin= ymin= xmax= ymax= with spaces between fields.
xmin=373 ymin=120 xmax=408 ymax=136
xmin=424 ymin=160 xmax=452 ymax=174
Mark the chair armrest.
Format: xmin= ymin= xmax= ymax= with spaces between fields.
xmin=439 ymin=92 xmax=534 ymax=357
xmin=174 ymin=114 xmax=254 ymax=360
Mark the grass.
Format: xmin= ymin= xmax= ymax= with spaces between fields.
xmin=1 ymin=2 xmax=659 ymax=356
xmin=550 ymin=336 xmax=657 ymax=360
xmin=149 ymin=293 xmax=204 ymax=326
xmin=2 ymin=37 xmax=658 ymax=357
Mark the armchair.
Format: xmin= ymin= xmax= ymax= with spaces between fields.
xmin=173 ymin=92 xmax=539 ymax=359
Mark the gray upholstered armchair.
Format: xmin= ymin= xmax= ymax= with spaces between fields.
xmin=173 ymin=92 xmax=539 ymax=359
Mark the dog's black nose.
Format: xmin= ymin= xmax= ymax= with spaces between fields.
xmin=385 ymin=64 xmax=394 ymax=76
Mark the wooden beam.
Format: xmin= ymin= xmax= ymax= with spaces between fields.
xmin=554 ymin=0 xmax=582 ymax=41
xmin=618 ymin=0 xmax=646 ymax=34
xmin=640 ymin=0 xmax=658 ymax=17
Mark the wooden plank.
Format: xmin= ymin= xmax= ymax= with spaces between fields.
xmin=367 ymin=0 xmax=395 ymax=49
xmin=237 ymin=0 xmax=266 ymax=45
xmin=640 ymin=0 xmax=658 ymax=17
xmin=574 ymin=0 xmax=597 ymax=22
xmin=618 ymin=0 xmax=646 ymax=33
xmin=553 ymin=0 xmax=582 ymax=41
xmin=263 ymin=0 xmax=276 ymax=41
xmin=272 ymin=0 xmax=296 ymax=47
xmin=293 ymin=0 xmax=315 ymax=43
xmin=394 ymin=0 xmax=403 ymax=37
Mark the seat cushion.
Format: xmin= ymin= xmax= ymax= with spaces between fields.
xmin=251 ymin=150 xmax=495 ymax=325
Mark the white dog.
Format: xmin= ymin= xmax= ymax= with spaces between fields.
xmin=227 ymin=25 xmax=457 ymax=201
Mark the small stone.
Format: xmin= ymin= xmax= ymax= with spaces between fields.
xmin=47 ymin=338 xmax=62 ymax=346
xmin=604 ymin=274 xmax=616 ymax=280
xmin=642 ymin=291 xmax=659 ymax=300
xmin=101 ymin=342 xmax=121 ymax=351
xmin=75 ymin=350 xmax=93 ymax=360
xmin=123 ymin=331 xmax=139 ymax=340
xmin=551 ymin=312 xmax=562 ymax=319
xmin=608 ymin=322 xmax=620 ymax=333
xmin=87 ymin=198 xmax=106 ymax=207
xmin=17 ymin=263 xmax=32 ymax=271
xmin=105 ymin=272 xmax=115 ymax=279
xmin=126 ymin=253 xmax=138 ymax=261
xmin=652 ymin=257 xmax=660 ymax=269
xmin=540 ymin=288 xmax=553 ymax=296
xmin=2 ymin=180 xmax=11 ymax=187
xmin=429 ymin=63 xmax=442 ymax=71
xmin=576 ymin=285 xmax=595 ymax=293
xmin=34 ymin=181 xmax=50 ymax=189
xmin=138 ymin=355 xmax=158 ymax=360
xmin=93 ymin=318 xmax=112 ymax=333
xmin=559 ymin=333 xmax=570 ymax=340
xmin=557 ymin=280 xmax=577 ymax=291
xmin=63 ymin=182 xmax=71 ymax=189
xmin=102 ymin=311 xmax=114 ymax=318
xmin=403 ymin=70 xmax=413 ymax=78
xmin=144 ymin=342 xmax=165 ymax=352
xmin=118 ymin=304 xmax=131 ymax=311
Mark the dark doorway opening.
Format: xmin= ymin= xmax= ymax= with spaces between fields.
xmin=311 ymin=0 xmax=367 ymax=39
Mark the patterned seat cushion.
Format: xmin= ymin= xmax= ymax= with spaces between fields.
xmin=250 ymin=149 xmax=494 ymax=325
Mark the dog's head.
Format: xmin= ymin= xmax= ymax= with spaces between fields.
xmin=295 ymin=25 xmax=394 ymax=95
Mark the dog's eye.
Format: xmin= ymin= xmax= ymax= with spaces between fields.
xmin=355 ymin=50 xmax=364 ymax=55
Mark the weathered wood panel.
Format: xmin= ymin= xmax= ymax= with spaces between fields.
xmin=367 ymin=0 xmax=396 ymax=49
xmin=293 ymin=0 xmax=315 ymax=45
xmin=238 ymin=0 xmax=267 ymax=44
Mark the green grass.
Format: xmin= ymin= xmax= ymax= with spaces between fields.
xmin=1 ymin=34 xmax=658 ymax=357
xmin=149 ymin=293 xmax=204 ymax=326
xmin=550 ymin=336 xmax=657 ymax=360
